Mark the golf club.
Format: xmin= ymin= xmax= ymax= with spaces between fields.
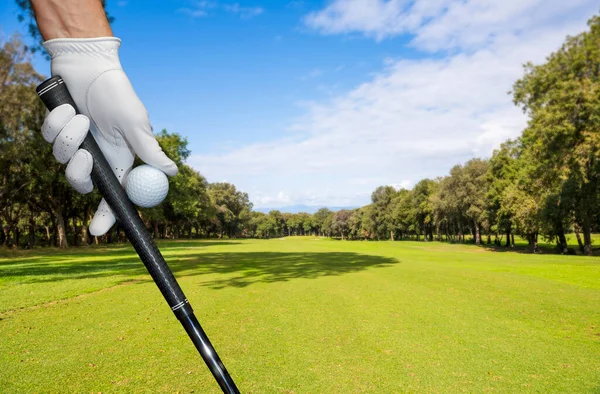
xmin=36 ymin=75 xmax=240 ymax=394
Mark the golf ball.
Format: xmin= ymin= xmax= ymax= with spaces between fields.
xmin=125 ymin=165 xmax=169 ymax=208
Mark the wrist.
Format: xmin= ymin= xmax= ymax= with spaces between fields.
xmin=44 ymin=37 xmax=121 ymax=58
xmin=31 ymin=0 xmax=113 ymax=40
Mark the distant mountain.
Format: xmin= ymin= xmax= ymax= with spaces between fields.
xmin=254 ymin=205 xmax=358 ymax=214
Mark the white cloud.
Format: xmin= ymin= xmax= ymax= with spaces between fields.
xmin=391 ymin=180 xmax=412 ymax=190
xmin=223 ymin=3 xmax=264 ymax=19
xmin=191 ymin=2 xmax=599 ymax=208
xmin=177 ymin=1 xmax=216 ymax=18
xmin=254 ymin=191 xmax=292 ymax=206
xmin=304 ymin=0 xmax=596 ymax=50
xmin=178 ymin=1 xmax=263 ymax=19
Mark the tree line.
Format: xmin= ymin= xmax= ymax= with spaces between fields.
xmin=255 ymin=16 xmax=600 ymax=256
xmin=1 ymin=15 xmax=599 ymax=255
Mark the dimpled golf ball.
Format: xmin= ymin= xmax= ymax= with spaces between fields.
xmin=125 ymin=164 xmax=169 ymax=208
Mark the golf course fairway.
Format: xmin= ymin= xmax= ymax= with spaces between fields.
xmin=1 ymin=238 xmax=599 ymax=393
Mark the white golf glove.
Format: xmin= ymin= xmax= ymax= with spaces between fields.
xmin=42 ymin=37 xmax=177 ymax=236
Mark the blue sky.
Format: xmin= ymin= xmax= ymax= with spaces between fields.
xmin=1 ymin=1 xmax=598 ymax=209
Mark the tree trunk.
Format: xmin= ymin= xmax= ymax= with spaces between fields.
xmin=575 ymin=228 xmax=584 ymax=253
xmin=51 ymin=216 xmax=57 ymax=247
xmin=0 ymin=224 xmax=6 ymax=246
xmin=390 ymin=230 xmax=394 ymax=241
xmin=474 ymin=221 xmax=481 ymax=246
xmin=72 ymin=217 xmax=78 ymax=247
xmin=81 ymin=224 xmax=89 ymax=246
xmin=511 ymin=234 xmax=515 ymax=248
xmin=28 ymin=214 xmax=36 ymax=249
xmin=153 ymin=221 xmax=160 ymax=239
xmin=55 ymin=208 xmax=68 ymax=249
xmin=44 ymin=226 xmax=51 ymax=246
xmin=582 ymin=218 xmax=592 ymax=256
xmin=529 ymin=233 xmax=540 ymax=253
xmin=505 ymin=227 xmax=511 ymax=247
xmin=557 ymin=232 xmax=567 ymax=254
xmin=80 ymin=206 xmax=89 ymax=246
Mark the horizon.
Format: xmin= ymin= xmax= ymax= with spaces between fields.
xmin=1 ymin=0 xmax=598 ymax=209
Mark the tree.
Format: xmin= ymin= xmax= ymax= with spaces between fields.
xmin=298 ymin=212 xmax=313 ymax=235
xmin=332 ymin=210 xmax=352 ymax=240
xmin=408 ymin=180 xmax=437 ymax=242
xmin=282 ymin=212 xmax=293 ymax=236
xmin=461 ymin=159 xmax=490 ymax=245
xmin=312 ymin=208 xmax=332 ymax=236
xmin=487 ymin=140 xmax=521 ymax=247
xmin=322 ymin=211 xmax=334 ymax=237
xmin=370 ymin=186 xmax=398 ymax=240
xmin=268 ymin=210 xmax=284 ymax=237
xmin=208 ymin=183 xmax=252 ymax=238
xmin=0 ymin=36 xmax=64 ymax=247
xmin=512 ymin=15 xmax=600 ymax=255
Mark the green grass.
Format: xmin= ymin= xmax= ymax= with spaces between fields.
xmin=1 ymin=238 xmax=599 ymax=393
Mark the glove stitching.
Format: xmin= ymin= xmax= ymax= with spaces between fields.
xmin=44 ymin=37 xmax=121 ymax=58
xmin=48 ymin=47 xmax=118 ymax=57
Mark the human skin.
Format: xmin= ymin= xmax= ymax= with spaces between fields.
xmin=31 ymin=0 xmax=113 ymax=39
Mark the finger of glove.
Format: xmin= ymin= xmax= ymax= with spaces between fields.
xmin=123 ymin=116 xmax=178 ymax=176
xmin=89 ymin=199 xmax=116 ymax=236
xmin=88 ymin=70 xmax=178 ymax=176
xmin=52 ymin=114 xmax=90 ymax=164
xmin=42 ymin=104 xmax=76 ymax=143
xmin=65 ymin=149 xmax=93 ymax=194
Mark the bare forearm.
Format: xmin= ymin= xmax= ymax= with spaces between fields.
xmin=31 ymin=0 xmax=112 ymax=40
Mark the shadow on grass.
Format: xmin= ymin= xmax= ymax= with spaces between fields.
xmin=478 ymin=243 xmax=598 ymax=256
xmin=168 ymin=252 xmax=399 ymax=289
xmin=0 ymin=247 xmax=399 ymax=289
xmin=0 ymin=240 xmax=242 ymax=259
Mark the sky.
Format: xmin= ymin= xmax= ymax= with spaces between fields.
xmin=1 ymin=0 xmax=599 ymax=209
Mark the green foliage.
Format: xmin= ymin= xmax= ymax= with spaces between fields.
xmin=331 ymin=209 xmax=352 ymax=239
xmin=312 ymin=208 xmax=332 ymax=235
xmin=155 ymin=129 xmax=190 ymax=166
xmin=208 ymin=182 xmax=252 ymax=238
xmin=487 ymin=140 xmax=521 ymax=240
xmin=512 ymin=15 xmax=600 ymax=254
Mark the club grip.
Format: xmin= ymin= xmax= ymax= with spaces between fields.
xmin=36 ymin=76 xmax=193 ymax=318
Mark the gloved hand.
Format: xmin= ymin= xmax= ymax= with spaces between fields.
xmin=41 ymin=37 xmax=177 ymax=236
